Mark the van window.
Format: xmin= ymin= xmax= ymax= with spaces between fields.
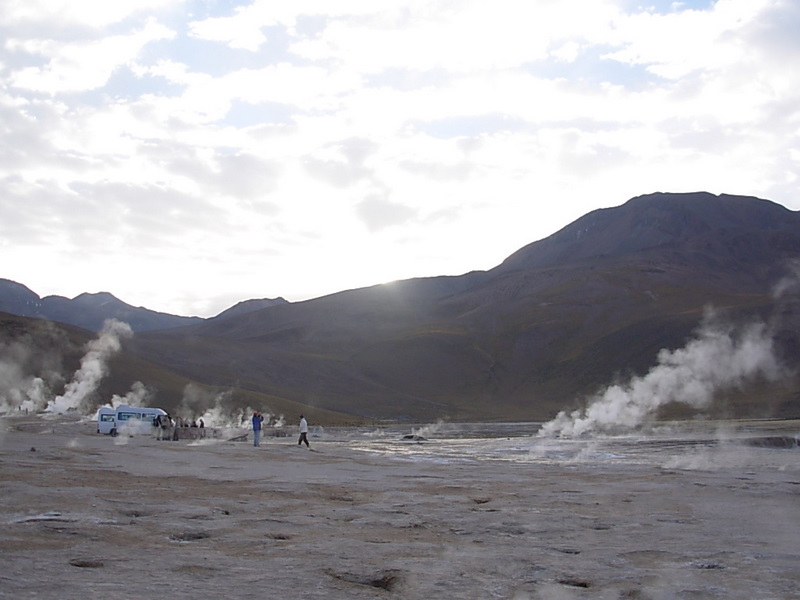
xmin=117 ymin=412 xmax=136 ymax=421
xmin=100 ymin=414 xmax=115 ymax=422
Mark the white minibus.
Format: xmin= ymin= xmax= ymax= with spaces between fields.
xmin=96 ymin=405 xmax=168 ymax=437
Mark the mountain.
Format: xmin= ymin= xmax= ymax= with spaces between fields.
xmin=0 ymin=310 xmax=356 ymax=425
xmin=4 ymin=192 xmax=799 ymax=422
xmin=0 ymin=281 xmax=201 ymax=332
xmin=121 ymin=192 xmax=800 ymax=422
xmin=0 ymin=280 xmax=43 ymax=315
xmin=498 ymin=192 xmax=798 ymax=277
xmin=211 ymin=298 xmax=289 ymax=321
xmin=0 ymin=281 xmax=286 ymax=333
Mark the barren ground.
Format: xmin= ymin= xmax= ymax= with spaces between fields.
xmin=1 ymin=416 xmax=799 ymax=599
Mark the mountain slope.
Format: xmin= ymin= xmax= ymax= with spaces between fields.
xmin=0 ymin=310 xmax=357 ymax=424
xmin=211 ymin=297 xmax=289 ymax=321
xmin=126 ymin=192 xmax=800 ymax=421
xmin=498 ymin=192 xmax=798 ymax=278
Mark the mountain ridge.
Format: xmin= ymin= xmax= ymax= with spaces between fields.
xmin=498 ymin=192 xmax=797 ymax=274
xmin=2 ymin=191 xmax=799 ymax=423
xmin=124 ymin=192 xmax=800 ymax=421
xmin=0 ymin=280 xmax=287 ymax=332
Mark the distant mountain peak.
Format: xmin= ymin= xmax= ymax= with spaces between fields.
xmin=498 ymin=191 xmax=797 ymax=272
xmin=72 ymin=291 xmax=121 ymax=305
xmin=212 ymin=297 xmax=288 ymax=321
xmin=0 ymin=279 xmax=290 ymax=332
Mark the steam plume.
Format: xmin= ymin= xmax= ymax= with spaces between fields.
xmin=0 ymin=359 xmax=47 ymax=414
xmin=108 ymin=380 xmax=150 ymax=409
xmin=540 ymin=310 xmax=785 ymax=437
xmin=178 ymin=383 xmax=284 ymax=429
xmin=0 ymin=328 xmax=63 ymax=413
xmin=179 ymin=383 xmax=247 ymax=428
xmin=46 ymin=319 xmax=132 ymax=414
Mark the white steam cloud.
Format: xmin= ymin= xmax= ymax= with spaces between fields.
xmin=772 ymin=259 xmax=800 ymax=299
xmin=108 ymin=380 xmax=150 ymax=409
xmin=176 ymin=383 xmax=264 ymax=428
xmin=176 ymin=382 xmax=286 ymax=429
xmin=46 ymin=319 xmax=133 ymax=415
xmin=540 ymin=310 xmax=786 ymax=437
xmin=179 ymin=383 xmax=235 ymax=427
xmin=0 ymin=326 xmax=65 ymax=414
xmin=0 ymin=361 xmax=50 ymax=414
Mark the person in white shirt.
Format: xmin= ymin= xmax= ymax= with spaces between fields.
xmin=298 ymin=414 xmax=309 ymax=448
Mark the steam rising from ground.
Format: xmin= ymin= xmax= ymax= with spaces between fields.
xmin=0 ymin=367 xmax=50 ymax=414
xmin=0 ymin=323 xmax=66 ymax=414
xmin=179 ymin=383 xmax=239 ymax=427
xmin=46 ymin=319 xmax=132 ymax=415
xmin=0 ymin=318 xmax=284 ymax=431
xmin=540 ymin=310 xmax=786 ymax=437
xmin=176 ymin=383 xmax=284 ymax=429
xmin=108 ymin=381 xmax=151 ymax=409
xmin=772 ymin=259 xmax=800 ymax=299
xmin=412 ymin=420 xmax=447 ymax=438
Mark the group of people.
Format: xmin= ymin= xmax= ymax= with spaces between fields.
xmin=152 ymin=410 xmax=309 ymax=446
xmin=252 ymin=412 xmax=310 ymax=448
xmin=154 ymin=414 xmax=205 ymax=441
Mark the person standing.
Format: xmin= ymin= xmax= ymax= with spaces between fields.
xmin=298 ymin=414 xmax=309 ymax=448
xmin=154 ymin=414 xmax=163 ymax=440
xmin=162 ymin=413 xmax=172 ymax=441
xmin=252 ymin=412 xmax=264 ymax=447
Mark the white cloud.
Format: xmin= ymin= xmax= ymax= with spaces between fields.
xmin=357 ymin=193 xmax=417 ymax=231
xmin=603 ymin=0 xmax=771 ymax=79
xmin=188 ymin=6 xmax=269 ymax=51
xmin=8 ymin=19 xmax=174 ymax=93
xmin=0 ymin=0 xmax=797 ymax=316
xmin=289 ymin=1 xmax=588 ymax=72
xmin=0 ymin=0 xmax=182 ymax=28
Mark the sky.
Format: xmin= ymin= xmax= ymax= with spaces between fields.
xmin=1 ymin=0 xmax=798 ymax=318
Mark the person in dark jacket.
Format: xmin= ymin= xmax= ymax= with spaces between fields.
xmin=252 ymin=412 xmax=264 ymax=447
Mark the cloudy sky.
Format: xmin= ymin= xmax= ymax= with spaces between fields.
xmin=1 ymin=0 xmax=798 ymax=317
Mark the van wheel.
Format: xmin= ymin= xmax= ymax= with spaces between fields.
xmin=110 ymin=428 xmax=117 ymax=437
